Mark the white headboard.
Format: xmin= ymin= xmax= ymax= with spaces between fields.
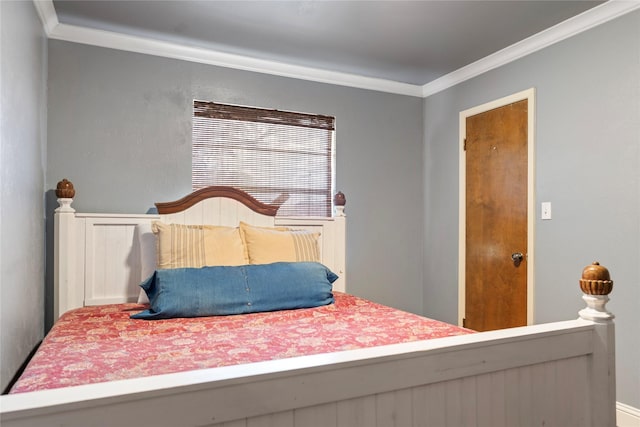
xmin=53 ymin=183 xmax=346 ymax=320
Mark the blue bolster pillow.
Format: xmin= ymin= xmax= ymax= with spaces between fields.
xmin=131 ymin=262 xmax=337 ymax=320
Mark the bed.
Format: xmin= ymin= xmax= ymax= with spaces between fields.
xmin=0 ymin=181 xmax=617 ymax=427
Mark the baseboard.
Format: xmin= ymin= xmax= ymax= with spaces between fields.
xmin=618 ymin=402 xmax=640 ymax=427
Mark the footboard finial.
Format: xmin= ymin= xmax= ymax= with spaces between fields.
xmin=579 ymin=262 xmax=614 ymax=322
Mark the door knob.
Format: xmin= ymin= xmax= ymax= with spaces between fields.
xmin=512 ymin=252 xmax=524 ymax=266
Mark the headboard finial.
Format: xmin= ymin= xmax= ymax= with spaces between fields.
xmin=56 ymin=179 xmax=75 ymax=199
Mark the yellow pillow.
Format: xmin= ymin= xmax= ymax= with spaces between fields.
xmin=152 ymin=221 xmax=248 ymax=269
xmin=239 ymin=222 xmax=320 ymax=265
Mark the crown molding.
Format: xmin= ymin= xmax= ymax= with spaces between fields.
xmin=33 ymin=0 xmax=58 ymax=35
xmin=32 ymin=0 xmax=422 ymax=97
xmin=33 ymin=0 xmax=640 ymax=99
xmin=422 ymin=0 xmax=640 ymax=97
xmin=49 ymin=22 xmax=424 ymax=97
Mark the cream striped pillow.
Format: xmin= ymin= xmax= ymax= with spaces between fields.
xmin=152 ymin=221 xmax=248 ymax=269
xmin=239 ymin=222 xmax=320 ymax=265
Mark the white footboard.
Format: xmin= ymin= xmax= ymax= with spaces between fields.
xmin=0 ymin=314 xmax=615 ymax=427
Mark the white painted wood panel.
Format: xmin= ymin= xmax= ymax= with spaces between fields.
xmin=54 ymin=207 xmax=85 ymax=317
xmin=164 ymin=198 xmax=277 ymax=228
xmin=83 ymin=217 xmax=157 ymax=305
xmin=412 ymin=382 xmax=446 ymax=427
xmin=182 ymin=200 xmax=205 ymax=224
xmin=70 ymin=219 xmax=86 ymax=311
xmin=503 ymin=367 xmax=523 ymax=426
xmin=247 ymin=411 xmax=294 ymax=427
xmin=88 ymin=223 xmax=126 ymax=301
xmin=336 ymin=395 xmax=376 ymax=427
xmin=444 ymin=378 xmax=464 ymax=426
xmin=461 ymin=375 xmax=480 ymax=427
xmin=294 ymin=402 xmax=337 ymax=427
xmin=475 ymin=372 xmax=493 ymax=426
xmin=491 ymin=371 xmax=508 ymax=427
xmin=376 ymin=388 xmax=413 ymax=426
xmin=214 ymin=362 xmax=593 ymax=427
xmin=532 ymin=362 xmax=556 ymax=426
xmin=556 ymin=357 xmax=590 ymax=427
xmin=231 ymin=358 xmax=591 ymax=427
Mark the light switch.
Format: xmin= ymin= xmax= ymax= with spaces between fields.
xmin=541 ymin=202 xmax=552 ymax=220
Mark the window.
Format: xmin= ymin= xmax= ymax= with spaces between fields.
xmin=192 ymin=101 xmax=335 ymax=217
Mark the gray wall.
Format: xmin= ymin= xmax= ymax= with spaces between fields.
xmin=46 ymin=41 xmax=425 ymax=325
xmin=423 ymin=11 xmax=639 ymax=408
xmin=0 ymin=1 xmax=47 ymax=391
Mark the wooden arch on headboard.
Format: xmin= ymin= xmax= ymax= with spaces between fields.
xmin=155 ymin=186 xmax=279 ymax=216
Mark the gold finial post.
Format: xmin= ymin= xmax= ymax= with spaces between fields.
xmin=579 ymin=262 xmax=614 ymax=322
xmin=56 ymin=179 xmax=75 ymax=199
xmin=55 ymin=179 xmax=76 ymax=213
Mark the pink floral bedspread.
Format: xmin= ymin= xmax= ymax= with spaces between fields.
xmin=10 ymin=292 xmax=472 ymax=393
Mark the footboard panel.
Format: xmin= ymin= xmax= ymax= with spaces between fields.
xmin=0 ymin=320 xmax=615 ymax=427
xmin=229 ymin=355 xmax=590 ymax=427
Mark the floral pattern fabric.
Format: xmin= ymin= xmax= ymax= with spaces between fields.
xmin=10 ymin=292 xmax=472 ymax=393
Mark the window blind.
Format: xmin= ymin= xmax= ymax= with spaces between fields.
xmin=192 ymin=101 xmax=335 ymax=217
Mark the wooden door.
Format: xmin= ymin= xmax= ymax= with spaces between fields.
xmin=464 ymin=100 xmax=528 ymax=331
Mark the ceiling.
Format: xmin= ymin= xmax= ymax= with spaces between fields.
xmin=47 ymin=1 xmax=614 ymax=93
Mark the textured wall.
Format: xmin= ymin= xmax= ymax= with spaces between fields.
xmin=423 ymin=10 xmax=639 ymax=408
xmin=46 ymin=41 xmax=424 ymax=324
xmin=0 ymin=1 xmax=47 ymax=391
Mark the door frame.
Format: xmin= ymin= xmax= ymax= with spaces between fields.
xmin=458 ymin=88 xmax=536 ymax=327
